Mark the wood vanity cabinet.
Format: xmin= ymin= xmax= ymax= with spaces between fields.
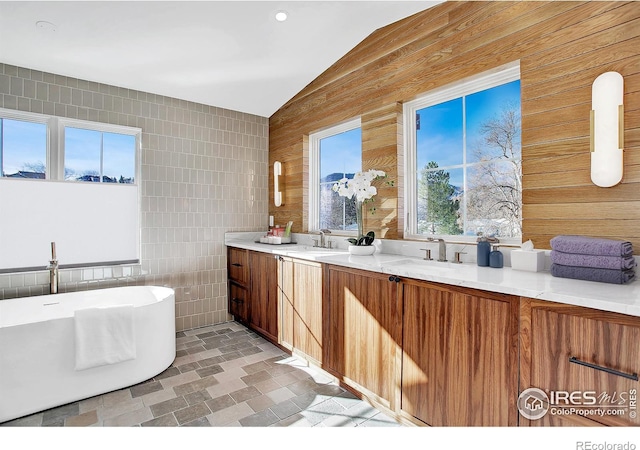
xmin=278 ymin=256 xmax=324 ymax=364
xmin=227 ymin=247 xmax=249 ymax=323
xmin=399 ymin=278 xmax=520 ymax=426
xmin=229 ymin=245 xmax=640 ymax=428
xmin=248 ymin=251 xmax=279 ymax=343
xmin=520 ymin=298 xmax=640 ymax=427
xmin=226 ymin=248 xmax=278 ymax=343
xmin=324 ymin=265 xmax=401 ymax=410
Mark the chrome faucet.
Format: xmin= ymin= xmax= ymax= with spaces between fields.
xmin=427 ymin=237 xmax=447 ymax=262
xmin=48 ymin=241 xmax=59 ymax=294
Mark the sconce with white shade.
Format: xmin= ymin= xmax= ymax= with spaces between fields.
xmin=274 ymin=161 xmax=283 ymax=207
xmin=591 ymin=71 xmax=624 ymax=187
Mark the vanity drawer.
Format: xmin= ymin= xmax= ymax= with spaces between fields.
xmin=227 ymin=247 xmax=248 ymax=285
xmin=523 ymin=299 xmax=640 ymax=427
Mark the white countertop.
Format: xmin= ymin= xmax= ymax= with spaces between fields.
xmin=225 ymin=232 xmax=640 ymax=318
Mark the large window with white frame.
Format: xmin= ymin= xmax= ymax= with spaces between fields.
xmin=0 ymin=108 xmax=140 ymax=271
xmin=403 ymin=63 xmax=522 ymax=242
xmin=0 ymin=109 xmax=138 ymax=183
xmin=309 ymin=118 xmax=361 ymax=233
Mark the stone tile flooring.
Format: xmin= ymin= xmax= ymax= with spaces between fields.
xmin=1 ymin=321 xmax=402 ymax=427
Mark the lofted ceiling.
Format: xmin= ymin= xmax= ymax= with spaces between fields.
xmin=0 ymin=1 xmax=443 ymax=118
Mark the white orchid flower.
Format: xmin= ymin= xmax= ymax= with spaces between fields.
xmin=332 ymin=169 xmax=386 ymax=201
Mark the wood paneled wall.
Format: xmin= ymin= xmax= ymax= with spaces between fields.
xmin=269 ymin=1 xmax=640 ymax=252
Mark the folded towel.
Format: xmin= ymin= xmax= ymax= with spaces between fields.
xmin=74 ymin=305 xmax=136 ymax=371
xmin=550 ymin=250 xmax=637 ymax=271
xmin=550 ymin=235 xmax=633 ymax=257
xmin=551 ymin=263 xmax=636 ymax=285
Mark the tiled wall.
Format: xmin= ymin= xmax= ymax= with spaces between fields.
xmin=0 ymin=63 xmax=269 ymax=331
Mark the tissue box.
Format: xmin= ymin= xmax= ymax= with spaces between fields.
xmin=511 ymin=249 xmax=545 ymax=272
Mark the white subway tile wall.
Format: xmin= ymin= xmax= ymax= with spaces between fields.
xmin=0 ymin=63 xmax=269 ymax=331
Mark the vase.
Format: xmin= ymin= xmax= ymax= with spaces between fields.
xmin=348 ymin=245 xmax=376 ymax=256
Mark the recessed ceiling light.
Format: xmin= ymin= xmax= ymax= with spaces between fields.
xmin=35 ymin=20 xmax=57 ymax=32
xmin=275 ymin=11 xmax=288 ymax=22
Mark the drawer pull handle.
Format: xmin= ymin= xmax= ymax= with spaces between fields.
xmin=231 ymin=297 xmax=244 ymax=304
xmin=569 ymin=356 xmax=638 ymax=381
xmin=231 ymin=263 xmax=242 ymax=267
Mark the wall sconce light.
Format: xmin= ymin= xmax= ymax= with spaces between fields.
xmin=591 ymin=71 xmax=624 ymax=187
xmin=274 ymin=161 xmax=283 ymax=207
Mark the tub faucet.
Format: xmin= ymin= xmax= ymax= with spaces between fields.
xmin=48 ymin=241 xmax=59 ymax=294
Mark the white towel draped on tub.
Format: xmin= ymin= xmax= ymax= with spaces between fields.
xmin=74 ymin=305 xmax=136 ymax=371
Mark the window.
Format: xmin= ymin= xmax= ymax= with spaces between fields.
xmin=309 ymin=118 xmax=361 ymax=233
xmin=0 ymin=108 xmax=141 ymax=271
xmin=0 ymin=113 xmax=48 ymax=179
xmin=63 ymin=123 xmax=136 ymax=183
xmin=0 ymin=109 xmax=139 ymax=183
xmin=404 ymin=63 xmax=522 ymax=241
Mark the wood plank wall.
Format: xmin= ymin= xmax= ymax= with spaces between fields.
xmin=269 ymin=1 xmax=640 ymax=252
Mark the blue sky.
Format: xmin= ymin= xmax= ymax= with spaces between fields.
xmin=0 ymin=119 xmax=47 ymax=174
xmin=320 ymin=127 xmax=361 ymax=179
xmin=416 ymin=79 xmax=521 ymax=187
xmin=1 ymin=120 xmax=135 ymax=179
xmin=65 ymin=128 xmax=135 ymax=179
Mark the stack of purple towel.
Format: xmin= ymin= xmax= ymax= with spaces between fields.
xmin=550 ymin=235 xmax=636 ymax=284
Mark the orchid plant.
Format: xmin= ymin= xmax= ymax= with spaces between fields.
xmin=332 ymin=169 xmax=389 ymax=246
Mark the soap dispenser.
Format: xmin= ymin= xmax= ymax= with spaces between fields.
xmin=489 ymin=244 xmax=504 ymax=268
xmin=476 ymin=233 xmax=490 ymax=267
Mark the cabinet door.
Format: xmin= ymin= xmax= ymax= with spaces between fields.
xmin=279 ymin=257 xmax=323 ymax=364
xmin=521 ymin=299 xmax=640 ymax=427
xmin=401 ymin=279 xmax=519 ymax=426
xmin=228 ymin=282 xmax=248 ymax=324
xmin=325 ymin=265 xmax=400 ymax=409
xmin=248 ymin=251 xmax=278 ymax=343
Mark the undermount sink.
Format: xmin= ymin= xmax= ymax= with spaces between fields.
xmin=382 ymin=258 xmax=457 ymax=275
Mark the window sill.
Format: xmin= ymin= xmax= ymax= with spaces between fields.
xmin=403 ymin=234 xmax=522 ymax=247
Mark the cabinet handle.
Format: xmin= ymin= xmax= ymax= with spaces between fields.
xmin=231 ymin=263 xmax=242 ymax=267
xmin=231 ymin=297 xmax=244 ymax=304
xmin=569 ymin=356 xmax=638 ymax=381
xmin=388 ymin=275 xmax=401 ymax=283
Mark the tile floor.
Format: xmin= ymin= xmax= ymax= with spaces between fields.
xmin=1 ymin=321 xmax=402 ymax=427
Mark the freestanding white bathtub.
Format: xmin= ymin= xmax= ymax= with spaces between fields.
xmin=0 ymin=285 xmax=175 ymax=423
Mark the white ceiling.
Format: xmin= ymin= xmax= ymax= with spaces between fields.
xmin=0 ymin=1 xmax=442 ymax=118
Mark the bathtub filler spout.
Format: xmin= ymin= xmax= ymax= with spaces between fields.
xmin=48 ymin=241 xmax=58 ymax=294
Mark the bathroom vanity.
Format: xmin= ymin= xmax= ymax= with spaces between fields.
xmin=225 ymin=234 xmax=640 ymax=427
